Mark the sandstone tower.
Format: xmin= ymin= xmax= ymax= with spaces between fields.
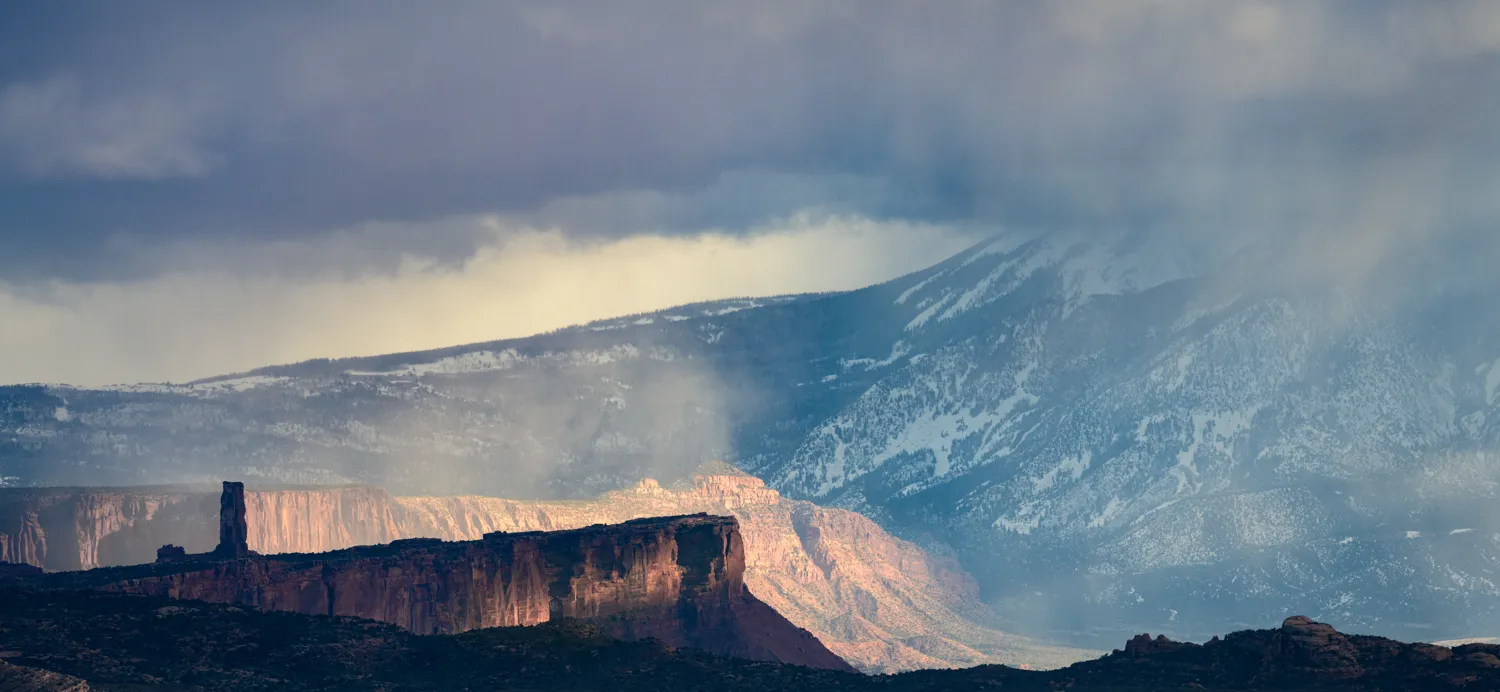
xmin=213 ymin=481 xmax=249 ymax=558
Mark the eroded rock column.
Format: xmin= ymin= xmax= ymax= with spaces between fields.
xmin=214 ymin=481 xmax=249 ymax=558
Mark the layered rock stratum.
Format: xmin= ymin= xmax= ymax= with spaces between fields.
xmin=42 ymin=509 xmax=851 ymax=672
xmin=0 ymin=469 xmax=1089 ymax=672
xmin=386 ymin=471 xmax=1089 ymax=672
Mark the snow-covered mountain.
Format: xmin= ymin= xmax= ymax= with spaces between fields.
xmin=4 ymin=232 xmax=1498 ymax=644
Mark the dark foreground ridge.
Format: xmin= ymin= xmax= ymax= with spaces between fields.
xmin=0 ymin=588 xmax=1496 ymax=691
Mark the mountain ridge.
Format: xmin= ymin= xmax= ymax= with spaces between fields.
xmin=5 ymin=232 xmax=1498 ymax=646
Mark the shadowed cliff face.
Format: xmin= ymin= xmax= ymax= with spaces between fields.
xmin=0 ymin=475 xmax=1091 ymax=673
xmin=0 ymin=487 xmax=220 ymax=571
xmin=62 ymin=514 xmax=850 ymax=672
xmin=0 ymin=485 xmax=401 ymax=570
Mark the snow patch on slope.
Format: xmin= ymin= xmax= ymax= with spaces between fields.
xmin=994 ymin=502 xmax=1044 ymax=534
xmin=842 ymin=341 xmax=913 ymax=371
xmin=1032 ymin=450 xmax=1092 ymax=492
xmin=1057 ymin=238 xmax=1200 ymax=309
xmin=960 ymin=234 xmax=1031 ymax=267
xmin=895 ymin=271 xmax=945 ymax=305
xmin=348 ymin=350 xmax=522 ymax=376
xmin=939 ymin=257 xmax=1025 ymax=323
xmin=1485 ymin=358 xmax=1500 ymax=405
xmin=346 ymin=344 xmax=661 ymax=377
xmin=875 ymin=409 xmax=985 ymax=479
xmin=1171 ymin=406 xmax=1264 ymax=495
xmin=906 ymin=294 xmax=955 ymax=331
xmin=1088 ymin=496 xmax=1126 ymax=529
xmin=941 ymin=248 xmax=1065 ymax=323
xmin=93 ymin=375 xmax=293 ymax=396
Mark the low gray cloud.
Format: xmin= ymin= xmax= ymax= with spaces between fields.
xmin=0 ymin=75 xmax=220 ymax=180
xmin=0 ymin=217 xmax=977 ymax=385
xmin=0 ymin=1 xmax=1494 ymax=281
xmin=0 ymin=1 xmax=1496 ymax=384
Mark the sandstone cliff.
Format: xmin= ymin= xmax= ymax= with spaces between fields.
xmin=243 ymin=486 xmax=402 ymax=554
xmin=1 ymin=472 xmax=1092 ymax=672
xmin=388 ymin=473 xmax=1091 ymax=673
xmin=0 ymin=487 xmax=218 ymax=571
xmin=0 ymin=485 xmax=401 ymax=570
xmin=73 ymin=513 xmax=850 ymax=671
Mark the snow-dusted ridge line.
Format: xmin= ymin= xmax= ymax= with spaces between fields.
xmin=47 ymin=374 xmax=296 ymax=396
xmin=344 ymin=344 xmax=671 ymax=377
xmin=569 ymin=292 xmax=818 ymax=331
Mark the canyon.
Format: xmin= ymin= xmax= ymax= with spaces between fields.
xmin=43 ymin=481 xmax=850 ymax=672
xmin=0 ymin=467 xmax=1089 ymax=673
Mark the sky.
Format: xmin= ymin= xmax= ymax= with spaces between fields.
xmin=2 ymin=1 xmax=1498 ymax=385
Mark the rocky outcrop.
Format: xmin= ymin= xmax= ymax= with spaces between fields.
xmin=155 ymin=544 xmax=186 ymax=562
xmin=1009 ymin=615 xmax=1500 ymax=690
xmin=0 ymin=660 xmax=90 ymax=692
xmin=1120 ymin=633 xmax=1196 ymax=657
xmin=77 ymin=513 xmax=849 ymax=671
xmin=894 ymin=616 xmax=1500 ymax=690
xmin=151 ymin=483 xmax=258 ymax=564
xmin=1276 ymin=615 xmax=1364 ymax=678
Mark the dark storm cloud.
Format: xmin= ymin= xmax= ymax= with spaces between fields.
xmin=1 ymin=0 xmax=1498 ymax=280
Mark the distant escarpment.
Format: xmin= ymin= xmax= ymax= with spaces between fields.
xmin=0 ymin=484 xmax=403 ymax=570
xmin=0 ymin=468 xmax=1086 ymax=673
xmin=41 ymin=493 xmax=849 ymax=672
xmin=0 ymin=485 xmax=216 ymax=571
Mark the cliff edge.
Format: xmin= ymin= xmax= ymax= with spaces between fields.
xmin=45 ymin=498 xmax=851 ymax=672
xmin=0 ymin=471 xmax=1088 ymax=672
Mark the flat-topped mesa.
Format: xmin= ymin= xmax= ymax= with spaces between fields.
xmin=119 ymin=514 xmax=740 ymax=629
xmin=3 ymin=472 xmax=1016 ymax=673
xmin=97 ymin=511 xmax=850 ymax=671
